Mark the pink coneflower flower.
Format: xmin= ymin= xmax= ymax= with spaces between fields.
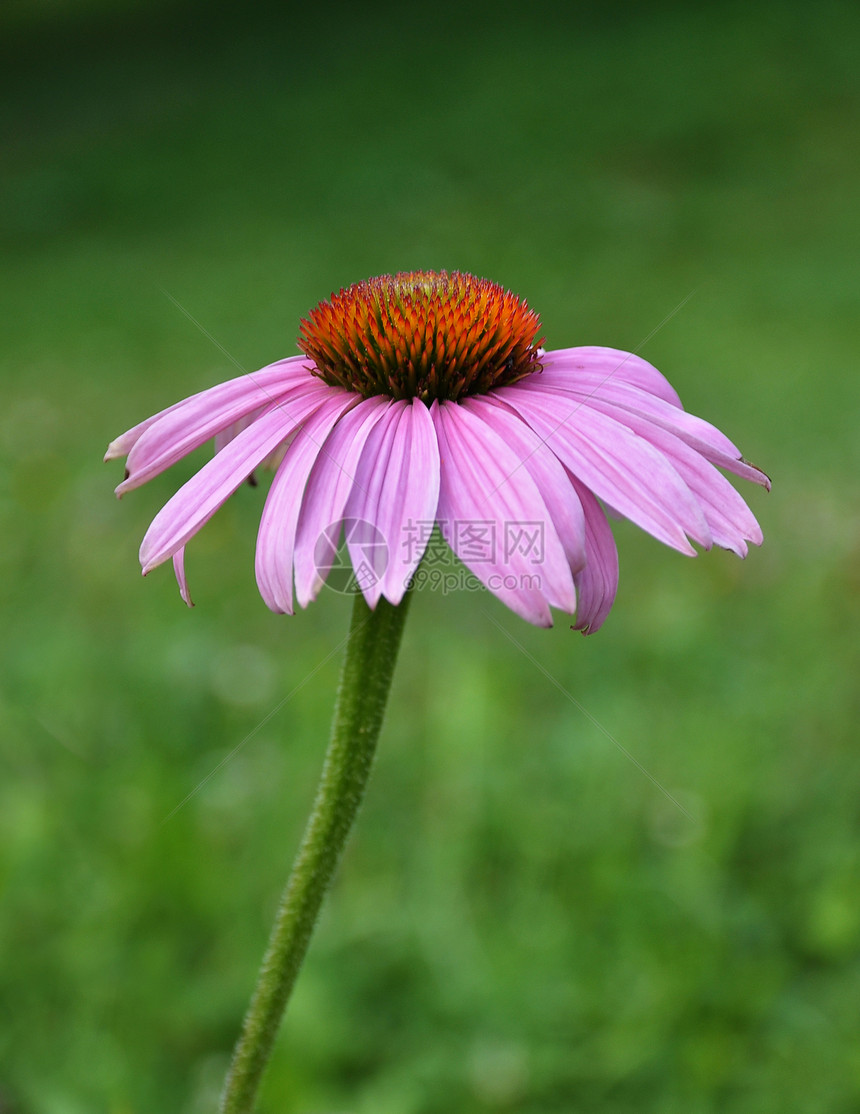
xmin=106 ymin=271 xmax=768 ymax=631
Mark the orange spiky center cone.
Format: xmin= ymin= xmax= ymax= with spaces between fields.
xmin=298 ymin=270 xmax=544 ymax=402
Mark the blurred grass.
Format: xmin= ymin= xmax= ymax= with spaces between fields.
xmin=1 ymin=1 xmax=859 ymax=1112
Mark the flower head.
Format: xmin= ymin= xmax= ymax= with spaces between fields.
xmin=106 ymin=271 xmax=768 ymax=631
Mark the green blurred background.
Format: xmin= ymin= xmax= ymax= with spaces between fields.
xmin=2 ymin=1 xmax=858 ymax=1111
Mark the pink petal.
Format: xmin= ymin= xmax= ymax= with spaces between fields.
xmin=172 ymin=547 xmax=193 ymax=607
xmin=344 ymin=398 xmax=441 ymax=608
xmin=116 ymin=356 xmax=312 ymax=493
xmin=107 ymin=355 xmax=307 ymax=461
xmin=255 ymin=392 xmax=359 ymax=614
xmin=213 ymin=405 xmax=266 ymax=453
xmin=140 ymin=382 xmax=337 ymax=574
xmin=542 ymin=347 xmax=683 ymax=407
xmin=569 ymin=478 xmax=619 ymax=634
xmin=463 ymin=395 xmax=587 ymax=575
xmin=292 ymin=397 xmax=393 ymax=608
xmin=584 ymin=406 xmax=763 ymax=555
xmin=431 ymin=401 xmax=576 ymax=626
xmin=527 ymin=369 xmax=770 ymax=490
xmin=499 ymin=383 xmax=710 ymax=554
xmin=105 ymin=397 xmax=189 ymax=462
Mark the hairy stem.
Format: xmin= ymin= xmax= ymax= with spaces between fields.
xmin=220 ymin=591 xmax=412 ymax=1114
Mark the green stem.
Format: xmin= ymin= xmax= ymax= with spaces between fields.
xmin=220 ymin=590 xmax=412 ymax=1114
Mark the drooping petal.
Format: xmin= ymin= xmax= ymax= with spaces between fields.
xmin=527 ymin=364 xmax=770 ymax=490
xmin=292 ymin=396 xmax=393 ymax=608
xmin=431 ymin=400 xmax=576 ymax=626
xmin=107 ymin=356 xmax=308 ymax=462
xmin=213 ymin=406 xmax=266 ymax=453
xmin=105 ymin=397 xmax=189 ymax=462
xmin=344 ymin=398 xmax=441 ymax=607
xmin=172 ymin=547 xmax=193 ymax=607
xmin=579 ymin=405 xmax=763 ymax=555
xmin=541 ymin=347 xmax=683 ymax=407
xmin=140 ymin=382 xmax=337 ymax=574
xmin=117 ymin=357 xmax=312 ymax=493
xmin=463 ymin=394 xmax=587 ymax=575
xmin=569 ymin=478 xmax=619 ymax=634
xmin=499 ymin=383 xmax=710 ymax=554
xmin=255 ymin=391 xmax=359 ymax=614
